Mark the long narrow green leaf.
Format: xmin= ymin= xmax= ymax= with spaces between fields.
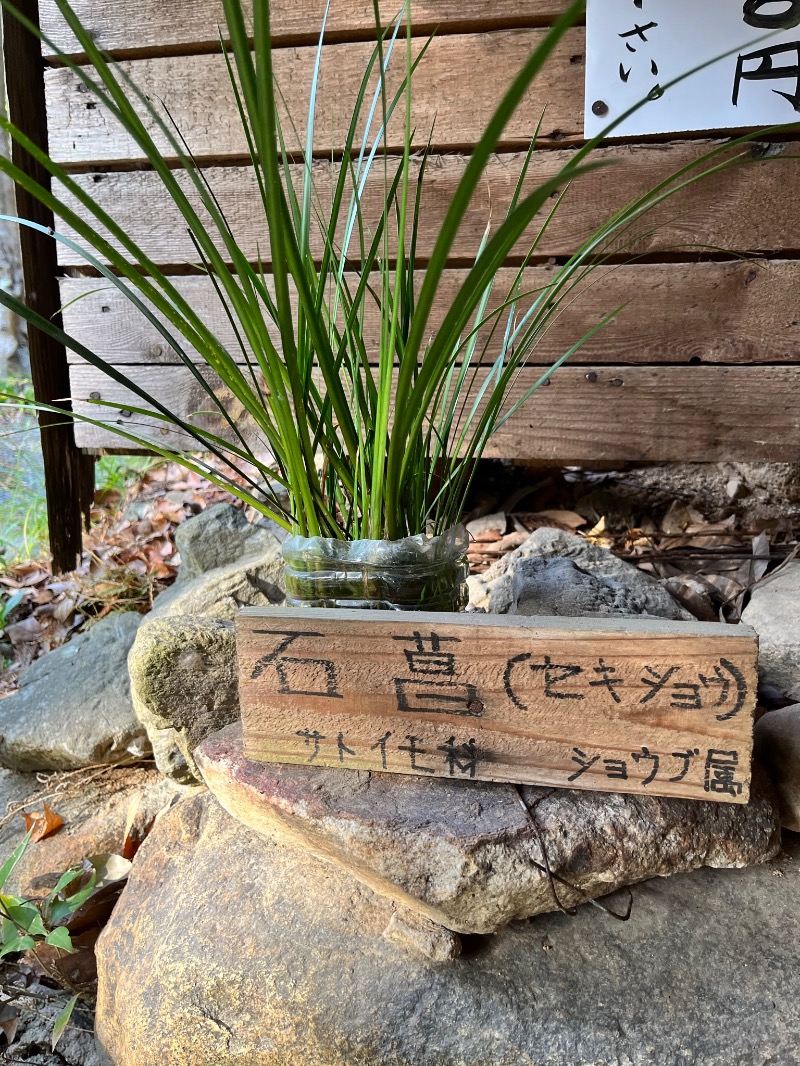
xmin=2 ymin=0 xmax=795 ymax=543
xmin=0 ymin=831 xmax=33 ymax=892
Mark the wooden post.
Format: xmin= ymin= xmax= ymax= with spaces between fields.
xmin=238 ymin=608 xmax=759 ymax=803
xmin=2 ymin=0 xmax=94 ymax=573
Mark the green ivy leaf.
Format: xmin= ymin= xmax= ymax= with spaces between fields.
xmin=61 ymin=871 xmax=97 ymax=911
xmin=51 ymin=994 xmax=78 ymax=1052
xmin=0 ymin=934 xmax=35 ymax=959
xmin=44 ymin=926 xmax=73 ymax=951
xmin=48 ymin=866 xmax=85 ymax=899
xmin=1 ymin=917 xmax=14 ymax=944
xmin=46 ymin=899 xmax=78 ymax=925
xmin=0 ymin=892 xmax=25 ymax=914
xmin=0 ymin=896 xmax=46 ymax=937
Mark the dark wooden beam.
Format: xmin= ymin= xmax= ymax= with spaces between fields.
xmin=3 ymin=0 xmax=94 ymax=572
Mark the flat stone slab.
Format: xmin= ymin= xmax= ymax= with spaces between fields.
xmin=0 ymin=611 xmax=147 ymax=772
xmin=95 ymin=791 xmax=800 ymax=1066
xmin=195 ymin=723 xmax=780 ymax=934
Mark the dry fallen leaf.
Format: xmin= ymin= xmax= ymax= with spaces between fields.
xmin=663 ymin=575 xmax=718 ymax=622
xmin=87 ymin=852 xmax=133 ymax=888
xmin=529 ymin=509 xmax=587 ymax=531
xmin=660 ymin=501 xmax=706 ymax=536
xmin=751 ymin=531 xmax=771 ymax=585
xmin=583 ymin=516 xmax=612 ymax=546
xmin=0 ymin=1004 xmax=19 ymax=1046
xmin=4 ymin=616 xmax=46 ymax=646
xmin=21 ymin=803 xmax=65 ymax=842
xmin=465 ymin=512 xmax=507 ymax=542
xmin=122 ymin=790 xmax=176 ymax=861
xmin=27 ymin=929 xmax=99 ymax=992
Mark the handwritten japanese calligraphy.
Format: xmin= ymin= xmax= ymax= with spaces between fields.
xmin=293 ymin=727 xmax=483 ymax=778
xmin=392 ymin=631 xmax=482 ymax=716
xmin=239 ymin=608 xmax=757 ymax=804
xmin=567 ymin=743 xmax=744 ymax=794
xmin=504 ymin=652 xmax=747 ymax=720
xmin=586 ymin=0 xmax=800 ymax=138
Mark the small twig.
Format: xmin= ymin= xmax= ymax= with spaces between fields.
xmin=0 ymin=983 xmax=66 ymax=1006
xmin=515 ymin=786 xmax=633 ymax=922
xmin=623 ymin=551 xmax=787 ymax=563
xmin=0 ymin=755 xmax=154 ymax=834
xmin=29 ymin=946 xmax=70 ymax=996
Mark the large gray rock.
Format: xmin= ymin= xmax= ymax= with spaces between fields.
xmin=129 ymin=616 xmax=239 ymax=782
xmin=741 ymin=563 xmax=800 ymax=701
xmin=468 ymin=527 xmax=691 ymax=620
xmin=173 ymin=502 xmax=281 ymax=581
xmin=133 ymin=503 xmax=286 ymax=779
xmin=96 ymin=790 xmax=800 ymax=1066
xmin=510 ymin=555 xmax=680 ymax=618
xmin=196 ymin=724 xmax=780 ymax=935
xmin=755 ymin=703 xmax=800 ymax=831
xmin=151 ymin=503 xmax=285 ymax=621
xmin=0 ymin=612 xmax=148 ymax=772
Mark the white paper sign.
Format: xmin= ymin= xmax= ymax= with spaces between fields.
xmin=584 ymin=0 xmax=800 ymax=138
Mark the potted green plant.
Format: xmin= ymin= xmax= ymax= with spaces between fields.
xmin=0 ymin=0 xmax=782 ymax=609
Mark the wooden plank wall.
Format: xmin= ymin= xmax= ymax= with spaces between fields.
xmin=39 ymin=0 xmax=800 ymax=460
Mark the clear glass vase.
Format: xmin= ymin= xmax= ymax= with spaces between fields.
xmin=281 ymin=525 xmax=469 ymax=611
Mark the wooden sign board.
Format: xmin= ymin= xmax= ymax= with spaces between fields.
xmin=585 ymin=0 xmax=800 ymax=139
xmin=237 ymin=608 xmax=758 ymax=804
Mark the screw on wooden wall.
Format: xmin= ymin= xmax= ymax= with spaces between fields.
xmin=585 ymin=372 xmax=598 ymax=383
xmin=591 ymin=100 xmax=608 ymax=117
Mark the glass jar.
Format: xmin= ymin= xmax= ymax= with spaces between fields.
xmin=281 ymin=525 xmax=469 ymax=611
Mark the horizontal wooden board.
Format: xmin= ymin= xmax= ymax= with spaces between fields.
xmin=44 ymin=29 xmax=584 ymax=165
xmin=68 ymin=362 xmax=800 ymax=461
xmin=40 ymin=0 xmax=573 ymax=57
xmin=53 ymin=143 xmax=800 ymax=270
xmin=58 ymin=260 xmax=800 ymax=367
xmin=237 ymin=608 xmax=756 ymax=802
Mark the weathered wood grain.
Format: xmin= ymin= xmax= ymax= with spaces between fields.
xmin=3 ymin=0 xmax=95 ymax=573
xmin=40 ymin=0 xmax=574 ymax=57
xmin=34 ymin=0 xmax=800 ymax=471
xmin=58 ymin=260 xmax=800 ymax=367
xmin=237 ymin=608 xmax=757 ymax=802
xmin=53 ymin=143 xmax=800 ymax=269
xmin=44 ymin=29 xmax=584 ymax=165
xmin=68 ymin=362 xmax=800 ymax=461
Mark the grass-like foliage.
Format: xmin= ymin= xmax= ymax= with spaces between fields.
xmin=0 ymin=0 xmax=787 ymax=539
xmin=0 ymin=372 xmax=157 ymax=565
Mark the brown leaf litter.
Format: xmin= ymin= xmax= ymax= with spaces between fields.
xmin=0 ymin=460 xmax=240 ymax=700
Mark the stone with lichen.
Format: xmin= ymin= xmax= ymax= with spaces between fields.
xmin=128 ymin=616 xmax=239 ymax=782
xmin=95 ymin=788 xmax=800 ymax=1066
xmin=195 ymin=723 xmax=780 ymax=935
